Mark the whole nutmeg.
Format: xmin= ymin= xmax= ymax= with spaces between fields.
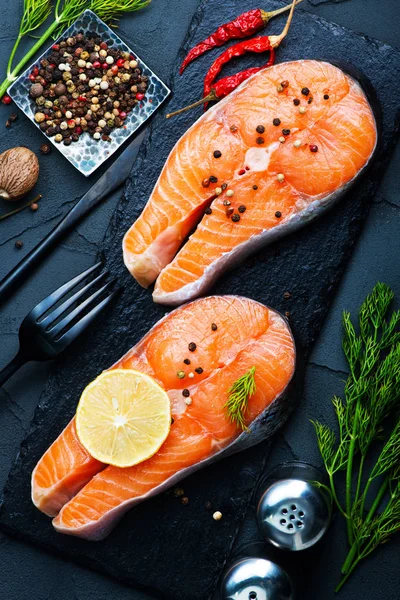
xmin=30 ymin=83 xmax=44 ymax=98
xmin=0 ymin=147 xmax=39 ymax=201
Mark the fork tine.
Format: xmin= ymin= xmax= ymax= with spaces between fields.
xmin=40 ymin=271 xmax=108 ymax=329
xmin=29 ymin=262 xmax=103 ymax=321
xmin=49 ymin=280 xmax=115 ymax=339
xmin=56 ymin=289 xmax=119 ymax=351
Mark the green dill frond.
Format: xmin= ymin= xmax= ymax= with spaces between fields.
xmin=225 ymin=366 xmax=256 ymax=431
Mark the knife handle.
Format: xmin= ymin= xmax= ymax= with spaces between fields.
xmin=0 ymin=201 xmax=87 ymax=306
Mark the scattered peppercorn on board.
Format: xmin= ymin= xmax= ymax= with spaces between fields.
xmin=1 ymin=2 xmax=400 ymax=600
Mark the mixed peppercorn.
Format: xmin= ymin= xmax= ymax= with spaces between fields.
xmin=196 ymin=81 xmax=325 ymax=225
xmin=28 ymin=33 xmax=147 ymax=145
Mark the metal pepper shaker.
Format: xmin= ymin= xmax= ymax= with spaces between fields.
xmin=256 ymin=462 xmax=331 ymax=551
xmin=219 ymin=557 xmax=294 ymax=600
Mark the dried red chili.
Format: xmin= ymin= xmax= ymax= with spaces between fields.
xmin=179 ymin=0 xmax=302 ymax=74
xmin=167 ymin=0 xmax=297 ymax=120
xmin=167 ymin=61 xmax=273 ymax=118
xmin=203 ymin=36 xmax=274 ymax=100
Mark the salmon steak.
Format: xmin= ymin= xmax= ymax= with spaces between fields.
xmin=32 ymin=296 xmax=295 ymax=540
xmin=123 ymin=60 xmax=377 ymax=306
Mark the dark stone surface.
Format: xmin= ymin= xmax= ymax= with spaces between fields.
xmin=0 ymin=1 xmax=399 ymax=600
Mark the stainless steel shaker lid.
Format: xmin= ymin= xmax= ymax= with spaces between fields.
xmin=257 ymin=478 xmax=330 ymax=551
xmin=220 ymin=557 xmax=294 ymax=600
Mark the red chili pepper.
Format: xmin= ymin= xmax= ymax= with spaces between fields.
xmin=204 ymin=52 xmax=275 ymax=108
xmin=167 ymin=58 xmax=274 ymax=119
xmin=167 ymin=0 xmax=296 ymax=119
xmin=179 ymin=0 xmax=302 ymax=74
xmin=203 ymin=36 xmax=273 ymax=100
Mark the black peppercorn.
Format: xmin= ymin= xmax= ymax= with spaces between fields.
xmin=209 ymin=175 xmax=218 ymax=183
xmin=238 ymin=205 xmax=246 ymax=213
xmin=211 ymin=323 xmax=218 ymax=331
xmin=272 ymin=118 xmax=281 ymax=126
xmin=256 ymin=124 xmax=265 ymax=133
xmin=182 ymin=389 xmax=190 ymax=397
xmin=275 ymin=211 xmax=282 ymax=218
xmin=205 ymin=207 xmax=212 ymax=215
xmin=195 ymin=367 xmax=204 ymax=374
xmin=323 ymin=94 xmax=329 ymax=100
xmin=252 ymin=185 xmax=258 ymax=190
xmin=231 ymin=214 xmax=240 ymax=222
xmin=213 ymin=150 xmax=222 ymax=158
xmin=301 ymin=87 xmax=310 ymax=96
xmin=183 ymin=358 xmax=191 ymax=365
xmin=293 ymin=98 xmax=300 ymax=106
xmin=188 ymin=342 xmax=197 ymax=352
xmin=256 ymin=137 xmax=264 ymax=145
xmin=282 ymin=128 xmax=290 ymax=136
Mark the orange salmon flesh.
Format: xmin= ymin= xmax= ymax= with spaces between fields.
xmin=31 ymin=296 xmax=295 ymax=540
xmin=123 ymin=60 xmax=377 ymax=305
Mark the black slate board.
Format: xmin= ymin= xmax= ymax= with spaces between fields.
xmin=1 ymin=2 xmax=399 ymax=599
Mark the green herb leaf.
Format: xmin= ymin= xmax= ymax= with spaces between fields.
xmin=225 ymin=366 xmax=256 ymax=431
xmin=91 ymin=0 xmax=151 ymax=27
xmin=312 ymin=282 xmax=400 ymax=590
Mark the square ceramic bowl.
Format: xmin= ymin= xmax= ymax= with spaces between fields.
xmin=8 ymin=10 xmax=170 ymax=176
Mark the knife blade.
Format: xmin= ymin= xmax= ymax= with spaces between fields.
xmin=0 ymin=128 xmax=147 ymax=306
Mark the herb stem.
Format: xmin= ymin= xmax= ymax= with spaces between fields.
xmin=341 ymin=476 xmax=389 ymax=575
xmin=345 ymin=403 xmax=360 ymax=544
xmin=335 ymin=556 xmax=361 ymax=593
xmin=354 ymin=454 xmax=366 ymax=509
xmin=0 ymin=194 xmax=42 ymax=221
xmin=0 ymin=18 xmax=59 ymax=98
xmin=329 ymin=473 xmax=347 ymax=518
xmin=7 ymin=35 xmax=23 ymax=79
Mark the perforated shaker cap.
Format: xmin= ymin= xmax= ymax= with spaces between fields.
xmin=257 ymin=478 xmax=330 ymax=551
xmin=219 ymin=557 xmax=294 ymax=600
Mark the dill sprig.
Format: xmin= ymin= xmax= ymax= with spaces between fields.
xmin=6 ymin=0 xmax=52 ymax=79
xmin=225 ymin=366 xmax=256 ymax=431
xmin=312 ymin=283 xmax=400 ymax=591
xmin=0 ymin=0 xmax=151 ymax=99
xmin=91 ymin=0 xmax=151 ymax=27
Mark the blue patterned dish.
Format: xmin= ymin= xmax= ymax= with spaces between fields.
xmin=8 ymin=10 xmax=171 ymax=176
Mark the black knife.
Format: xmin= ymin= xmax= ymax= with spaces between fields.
xmin=0 ymin=128 xmax=147 ymax=306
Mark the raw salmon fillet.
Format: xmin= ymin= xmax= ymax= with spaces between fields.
xmin=32 ymin=296 xmax=295 ymax=540
xmin=123 ymin=60 xmax=377 ymax=305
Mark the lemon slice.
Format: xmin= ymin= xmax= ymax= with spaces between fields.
xmin=76 ymin=369 xmax=171 ymax=468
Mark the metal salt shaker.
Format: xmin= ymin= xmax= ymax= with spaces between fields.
xmin=256 ymin=462 xmax=331 ymax=551
xmin=219 ymin=557 xmax=294 ymax=600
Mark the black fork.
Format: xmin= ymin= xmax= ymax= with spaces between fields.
xmin=0 ymin=263 xmax=118 ymax=387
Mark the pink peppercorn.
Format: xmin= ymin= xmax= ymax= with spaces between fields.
xmin=135 ymin=92 xmax=145 ymax=101
xmin=2 ymin=95 xmax=12 ymax=105
xmin=93 ymin=61 xmax=101 ymax=69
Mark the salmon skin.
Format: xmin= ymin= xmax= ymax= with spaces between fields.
xmin=123 ymin=60 xmax=378 ymax=306
xmin=31 ymin=296 xmax=295 ymax=540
